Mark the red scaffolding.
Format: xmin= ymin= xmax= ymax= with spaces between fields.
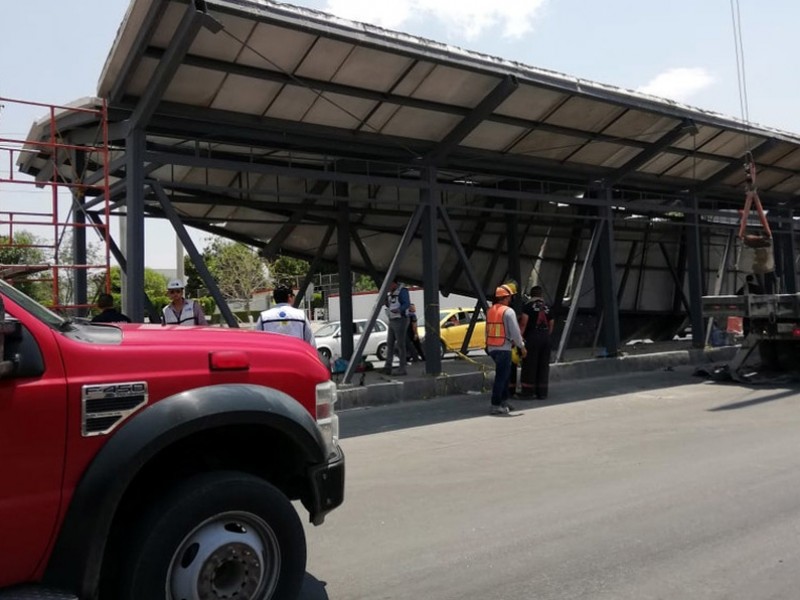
xmin=0 ymin=96 xmax=112 ymax=313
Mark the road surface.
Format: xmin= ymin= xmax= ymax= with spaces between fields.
xmin=300 ymin=366 xmax=800 ymax=599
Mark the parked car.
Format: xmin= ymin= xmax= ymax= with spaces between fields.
xmin=421 ymin=307 xmax=487 ymax=357
xmin=315 ymin=319 xmax=389 ymax=362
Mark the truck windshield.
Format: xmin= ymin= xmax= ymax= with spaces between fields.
xmin=0 ymin=279 xmax=65 ymax=329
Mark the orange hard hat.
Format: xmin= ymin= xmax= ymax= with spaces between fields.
xmin=495 ymin=283 xmax=515 ymax=298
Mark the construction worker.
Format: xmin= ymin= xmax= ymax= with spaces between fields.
xmin=256 ymin=285 xmax=316 ymax=347
xmin=485 ymin=282 xmax=526 ymax=415
xmin=518 ymin=285 xmax=555 ymax=399
xmin=162 ymin=279 xmax=208 ymax=326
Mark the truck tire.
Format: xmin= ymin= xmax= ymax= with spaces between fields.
xmin=116 ymin=471 xmax=306 ymax=600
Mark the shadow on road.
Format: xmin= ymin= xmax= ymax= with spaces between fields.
xmin=340 ymin=367 xmax=706 ymax=439
xmin=300 ymin=573 xmax=329 ymax=599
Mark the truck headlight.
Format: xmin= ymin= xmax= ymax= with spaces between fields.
xmin=315 ymin=380 xmax=339 ymax=456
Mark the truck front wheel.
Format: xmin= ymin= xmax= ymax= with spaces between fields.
xmin=116 ymin=471 xmax=306 ymax=600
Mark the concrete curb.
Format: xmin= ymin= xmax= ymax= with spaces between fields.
xmin=335 ymin=346 xmax=738 ymax=411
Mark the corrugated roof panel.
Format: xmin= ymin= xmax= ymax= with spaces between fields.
xmin=293 ymin=37 xmax=354 ymax=81
xmin=150 ymin=2 xmax=184 ymax=48
xmin=774 ymin=148 xmax=800 ymax=169
xmin=363 ymin=102 xmax=402 ymax=132
xmin=569 ymin=142 xmax=642 ymax=169
xmin=770 ymin=175 xmax=800 ymax=195
xmin=126 ymin=57 xmax=158 ymax=98
xmin=391 ymin=61 xmax=437 ymax=96
xmin=190 ymin=13 xmax=253 ymax=62
xmin=264 ymin=85 xmax=319 ymax=120
xmin=672 ymin=124 xmax=723 ymax=150
xmin=509 ymin=130 xmax=587 ymax=161
xmin=163 ymin=65 xmax=227 ymax=106
xmin=637 ymin=152 xmax=684 ymax=175
xmin=178 ymin=167 xmax=237 ymax=187
xmin=602 ymin=111 xmax=682 ymax=144
xmin=494 ymin=85 xmax=568 ymax=123
xmin=236 ymin=22 xmax=316 ymax=72
xmin=302 ymin=92 xmax=377 ymax=129
xmin=754 ymin=168 xmax=794 ymax=189
xmin=379 ymin=106 xmax=462 ymax=141
xmin=460 ymin=121 xmax=528 ymax=152
xmin=698 ymin=130 xmax=761 ymax=158
xmin=663 ymin=156 xmax=727 ymax=180
xmin=409 ymin=65 xmax=500 ymax=108
xmin=332 ymin=46 xmax=415 ymax=92
xmin=545 ymin=97 xmax=626 ymax=133
xmin=211 ymin=74 xmax=283 ymax=114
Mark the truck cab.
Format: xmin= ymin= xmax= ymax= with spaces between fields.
xmin=0 ymin=280 xmax=344 ymax=600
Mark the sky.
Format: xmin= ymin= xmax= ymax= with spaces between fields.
xmin=1 ymin=0 xmax=798 ymax=270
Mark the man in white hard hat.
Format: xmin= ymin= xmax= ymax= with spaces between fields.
xmin=162 ymin=279 xmax=208 ymax=326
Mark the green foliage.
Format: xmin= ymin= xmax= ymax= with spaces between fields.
xmin=270 ymin=255 xmax=309 ymax=285
xmin=0 ymin=231 xmax=51 ymax=302
xmin=202 ymin=239 xmax=267 ymax=313
xmin=354 ymin=274 xmax=378 ymax=292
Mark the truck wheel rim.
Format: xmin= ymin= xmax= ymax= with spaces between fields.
xmin=168 ymin=511 xmax=280 ymax=600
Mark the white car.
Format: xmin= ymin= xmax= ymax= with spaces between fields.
xmin=315 ymin=319 xmax=389 ymax=362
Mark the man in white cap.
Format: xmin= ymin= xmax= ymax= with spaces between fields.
xmin=162 ymin=279 xmax=208 ymax=326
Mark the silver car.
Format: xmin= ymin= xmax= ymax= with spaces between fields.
xmin=315 ymin=319 xmax=389 ymax=362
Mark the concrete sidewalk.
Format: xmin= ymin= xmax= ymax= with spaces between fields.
xmin=335 ymin=343 xmax=738 ymax=411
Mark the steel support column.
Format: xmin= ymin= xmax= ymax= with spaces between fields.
xmin=685 ymin=195 xmax=705 ymax=348
xmin=594 ymin=198 xmax=620 ymax=357
xmin=343 ymin=204 xmax=425 ymax=384
xmin=150 ymin=182 xmax=238 ymax=327
xmin=421 ymin=168 xmax=442 ymax=375
xmin=336 ymin=184 xmax=354 ymax=361
xmin=505 ymin=198 xmax=522 ymax=312
xmin=783 ymin=207 xmax=798 ymax=293
xmin=123 ymin=129 xmax=146 ymax=321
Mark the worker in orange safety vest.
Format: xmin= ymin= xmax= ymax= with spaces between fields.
xmin=485 ymin=282 xmax=526 ymax=415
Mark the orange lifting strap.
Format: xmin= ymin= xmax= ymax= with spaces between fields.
xmin=738 ymin=151 xmax=773 ymax=248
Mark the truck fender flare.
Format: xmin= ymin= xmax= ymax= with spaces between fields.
xmin=44 ymin=383 xmax=326 ymax=597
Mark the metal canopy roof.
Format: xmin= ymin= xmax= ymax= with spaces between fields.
xmin=19 ymin=0 xmax=800 ymax=297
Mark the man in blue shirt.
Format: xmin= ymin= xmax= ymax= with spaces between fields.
xmin=382 ymin=277 xmax=410 ymax=375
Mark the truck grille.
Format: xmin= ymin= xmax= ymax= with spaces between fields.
xmin=81 ymin=381 xmax=148 ymax=437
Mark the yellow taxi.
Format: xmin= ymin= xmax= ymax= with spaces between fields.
xmin=421 ymin=307 xmax=487 ymax=357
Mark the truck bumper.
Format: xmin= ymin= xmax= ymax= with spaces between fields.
xmin=306 ymin=444 xmax=345 ymax=525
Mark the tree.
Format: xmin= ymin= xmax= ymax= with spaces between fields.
xmin=354 ymin=274 xmax=378 ymax=292
xmin=205 ymin=239 xmax=267 ymax=313
xmin=0 ymin=230 xmax=50 ymax=302
xmin=55 ymin=229 xmax=104 ymax=309
xmin=269 ymin=255 xmax=309 ymax=288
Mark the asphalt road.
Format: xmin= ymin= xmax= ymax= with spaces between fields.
xmin=299 ymin=366 xmax=800 ymax=600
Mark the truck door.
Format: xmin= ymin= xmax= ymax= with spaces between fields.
xmin=0 ymin=307 xmax=68 ymax=586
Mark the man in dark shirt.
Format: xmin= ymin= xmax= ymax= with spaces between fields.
xmin=91 ymin=293 xmax=132 ymax=323
xmin=518 ymin=286 xmax=554 ymax=399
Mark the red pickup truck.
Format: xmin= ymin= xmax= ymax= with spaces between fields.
xmin=0 ymin=279 xmax=344 ymax=600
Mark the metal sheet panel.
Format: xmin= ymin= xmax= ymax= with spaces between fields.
xmin=236 ymin=22 xmax=316 ymax=72
xmin=663 ymin=157 xmax=728 ymax=180
xmin=265 ymin=84 xmax=320 ymax=120
xmin=698 ymin=130 xmax=760 ymax=158
xmin=379 ymin=106 xmax=462 ymax=141
xmin=211 ymin=74 xmax=283 ymax=114
xmin=494 ymin=85 xmax=568 ymax=121
xmin=332 ymin=46 xmax=415 ymax=92
xmin=545 ymin=96 xmax=625 ymax=133
xmin=569 ymin=142 xmax=642 ymax=169
xmin=409 ymin=65 xmax=501 ymax=108
xmin=162 ymin=65 xmax=227 ymax=106
xmin=294 ymin=37 xmax=354 ymax=81
xmin=460 ymin=122 xmax=528 ymax=152
xmin=509 ymin=130 xmax=587 ymax=161
xmin=602 ymin=111 xmax=682 ymax=144
xmin=303 ymin=93 xmax=378 ymax=129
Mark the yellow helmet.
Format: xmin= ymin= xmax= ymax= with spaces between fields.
xmin=495 ymin=283 xmax=515 ymax=298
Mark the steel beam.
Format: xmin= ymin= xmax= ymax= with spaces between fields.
xmin=128 ymin=2 xmax=220 ymax=132
xmin=123 ymin=128 xmax=146 ymax=321
xmin=607 ymin=119 xmax=696 ymax=184
xmin=594 ymin=198 xmax=620 ymax=357
xmin=421 ymin=168 xmax=442 ymax=374
xmin=343 ymin=204 xmax=425 ymax=384
xmin=685 ymin=195 xmax=705 ymax=348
